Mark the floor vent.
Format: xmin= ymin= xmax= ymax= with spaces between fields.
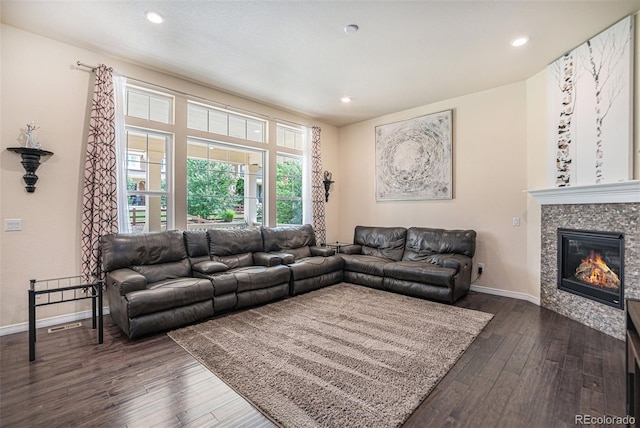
xmin=48 ymin=322 xmax=82 ymax=333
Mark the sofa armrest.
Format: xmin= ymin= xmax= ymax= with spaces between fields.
xmin=253 ymin=252 xmax=283 ymax=267
xmin=192 ymin=260 xmax=229 ymax=275
xmin=339 ymin=244 xmax=362 ymax=254
xmin=106 ymin=268 xmax=147 ymax=296
xmin=310 ymin=246 xmax=336 ymax=257
xmin=430 ymin=254 xmax=472 ymax=272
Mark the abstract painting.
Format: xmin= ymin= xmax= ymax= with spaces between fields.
xmin=376 ymin=110 xmax=452 ymax=201
xmin=547 ymin=15 xmax=633 ymax=187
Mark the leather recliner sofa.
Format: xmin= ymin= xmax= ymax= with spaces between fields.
xmin=101 ymin=224 xmax=476 ymax=339
xmin=101 ymin=230 xmax=214 ymax=339
xmin=339 ymin=226 xmax=476 ymax=304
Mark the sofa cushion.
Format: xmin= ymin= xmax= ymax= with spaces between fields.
xmin=183 ymin=230 xmax=210 ymax=265
xmin=207 ymin=228 xmax=264 ymax=257
xmin=208 ymin=272 xmax=238 ymax=296
xmin=403 ymin=227 xmax=476 ymax=260
xmin=233 ymin=265 xmax=291 ymax=293
xmin=212 ymin=252 xmax=254 ymax=269
xmin=284 ymin=246 xmax=312 ymax=260
xmin=269 ymin=252 xmax=296 ymax=265
xmin=262 ymin=224 xmax=316 ymax=251
xmin=102 ymin=230 xmax=188 ymax=272
xmin=353 ymin=226 xmax=407 ymax=261
xmin=126 ymin=277 xmax=213 ymax=318
xmin=340 ymin=254 xmax=391 ymax=276
xmin=183 ymin=230 xmax=209 ymax=258
xmin=289 ymin=255 xmax=344 ymax=280
xmin=192 ymin=260 xmax=229 ymax=275
xmin=132 ymin=259 xmax=191 ymax=283
xmin=384 ymin=261 xmax=457 ymax=288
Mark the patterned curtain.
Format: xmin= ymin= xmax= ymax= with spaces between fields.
xmin=81 ymin=65 xmax=118 ymax=282
xmin=311 ymin=126 xmax=327 ymax=244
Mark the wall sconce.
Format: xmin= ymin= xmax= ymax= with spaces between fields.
xmin=8 ymin=147 xmax=54 ymax=193
xmin=7 ymin=122 xmax=53 ymax=193
xmin=322 ymin=171 xmax=334 ymax=202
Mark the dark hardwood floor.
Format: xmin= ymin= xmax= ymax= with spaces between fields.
xmin=0 ymin=289 xmax=626 ymax=427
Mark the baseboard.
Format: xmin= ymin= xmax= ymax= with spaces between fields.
xmin=0 ymin=307 xmax=110 ymax=337
xmin=470 ymin=284 xmax=540 ymax=306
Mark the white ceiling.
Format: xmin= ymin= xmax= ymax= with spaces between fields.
xmin=2 ymin=1 xmax=640 ymax=127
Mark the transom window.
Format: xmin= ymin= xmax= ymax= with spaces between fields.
xmin=126 ymin=86 xmax=173 ymax=124
xmin=187 ymin=101 xmax=265 ymax=143
xmin=277 ymin=124 xmax=303 ymax=150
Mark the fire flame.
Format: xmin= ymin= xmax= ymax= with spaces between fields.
xmin=574 ymin=251 xmax=620 ymax=289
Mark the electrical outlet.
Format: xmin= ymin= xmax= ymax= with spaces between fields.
xmin=478 ymin=263 xmax=484 ymax=275
xmin=4 ymin=219 xmax=22 ymax=231
xmin=512 ymin=217 xmax=520 ymax=227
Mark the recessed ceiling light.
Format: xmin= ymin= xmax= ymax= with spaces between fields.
xmin=511 ymin=36 xmax=529 ymax=47
xmin=344 ymin=24 xmax=359 ymax=34
xmin=146 ymin=11 xmax=164 ymax=24
xmin=340 ymin=96 xmax=352 ymax=103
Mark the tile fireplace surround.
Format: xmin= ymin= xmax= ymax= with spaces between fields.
xmin=536 ymin=183 xmax=639 ymax=339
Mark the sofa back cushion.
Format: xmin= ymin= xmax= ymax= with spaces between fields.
xmin=262 ymin=224 xmax=316 ymax=258
xmin=132 ymin=259 xmax=192 ymax=283
xmin=207 ymin=228 xmax=263 ymax=268
xmin=101 ymin=230 xmax=191 ymax=281
xmin=403 ymin=227 xmax=476 ymax=261
xmin=353 ymin=226 xmax=407 ymax=261
xmin=183 ymin=230 xmax=210 ymax=265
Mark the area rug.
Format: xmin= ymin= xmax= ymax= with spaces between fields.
xmin=168 ymin=283 xmax=493 ymax=428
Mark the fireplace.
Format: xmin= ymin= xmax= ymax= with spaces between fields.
xmin=557 ymin=228 xmax=624 ymax=309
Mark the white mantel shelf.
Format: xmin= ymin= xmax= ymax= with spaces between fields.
xmin=524 ymin=180 xmax=640 ymax=205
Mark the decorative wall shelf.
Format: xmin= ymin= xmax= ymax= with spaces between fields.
xmin=524 ymin=180 xmax=640 ymax=205
xmin=7 ymin=147 xmax=54 ymax=193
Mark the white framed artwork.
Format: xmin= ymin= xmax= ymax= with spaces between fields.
xmin=375 ymin=110 xmax=452 ymax=201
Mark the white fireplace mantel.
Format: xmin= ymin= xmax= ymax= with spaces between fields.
xmin=524 ymin=180 xmax=640 ymax=205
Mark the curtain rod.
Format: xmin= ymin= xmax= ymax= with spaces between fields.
xmin=76 ymin=60 xmax=309 ymax=129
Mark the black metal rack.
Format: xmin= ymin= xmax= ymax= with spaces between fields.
xmin=28 ymin=276 xmax=103 ymax=361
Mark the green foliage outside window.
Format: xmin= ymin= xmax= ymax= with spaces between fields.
xmin=276 ymin=158 xmax=303 ymax=225
xmin=187 ymin=158 xmax=243 ymax=220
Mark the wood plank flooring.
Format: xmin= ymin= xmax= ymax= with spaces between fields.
xmin=0 ymin=289 xmax=626 ymax=427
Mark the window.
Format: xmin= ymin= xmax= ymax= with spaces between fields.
xmin=124 ymin=128 xmax=172 ymax=232
xmin=126 ymin=127 xmax=172 ymax=233
xmin=276 ymin=154 xmax=303 ymax=225
xmin=126 ymin=86 xmax=173 ymax=124
xmin=186 ymin=139 xmax=264 ymax=229
xmin=277 ymin=124 xmax=303 ymax=150
xmin=118 ymin=84 xmax=309 ymax=233
xmin=187 ymin=102 xmax=265 ymax=143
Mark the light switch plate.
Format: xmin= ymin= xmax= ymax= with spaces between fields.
xmin=4 ymin=219 xmax=22 ymax=231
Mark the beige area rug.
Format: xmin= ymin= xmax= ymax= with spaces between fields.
xmin=168 ymin=283 xmax=493 ymax=428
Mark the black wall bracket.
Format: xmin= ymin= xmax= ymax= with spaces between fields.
xmin=7 ymin=147 xmax=54 ymax=193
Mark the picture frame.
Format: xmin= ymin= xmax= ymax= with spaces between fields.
xmin=375 ymin=109 xmax=453 ymax=201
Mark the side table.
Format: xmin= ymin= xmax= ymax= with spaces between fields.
xmin=29 ymin=276 xmax=103 ymax=361
xmin=325 ymin=242 xmax=352 ymax=253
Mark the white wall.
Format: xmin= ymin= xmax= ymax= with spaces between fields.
xmin=0 ymin=25 xmax=340 ymax=329
xmin=338 ymin=82 xmax=534 ymax=298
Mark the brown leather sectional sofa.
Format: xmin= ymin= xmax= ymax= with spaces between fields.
xmin=101 ymin=224 xmax=476 ymax=338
